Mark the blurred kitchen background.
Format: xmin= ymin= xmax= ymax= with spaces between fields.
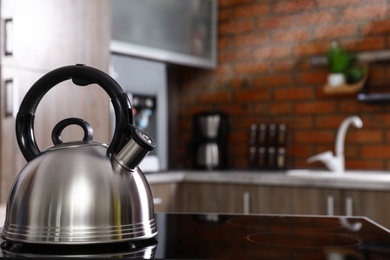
xmin=113 ymin=0 xmax=390 ymax=173
xmin=172 ymin=0 xmax=390 ymax=172
xmin=172 ymin=0 xmax=390 ymax=171
xmin=2 ymin=0 xmax=390 ymax=203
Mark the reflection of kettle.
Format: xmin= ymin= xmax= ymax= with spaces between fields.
xmin=1 ymin=65 xmax=157 ymax=244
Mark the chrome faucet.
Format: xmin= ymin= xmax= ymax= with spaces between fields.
xmin=306 ymin=116 xmax=363 ymax=173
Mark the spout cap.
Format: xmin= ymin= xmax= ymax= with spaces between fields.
xmin=132 ymin=127 xmax=156 ymax=151
xmin=114 ymin=126 xmax=156 ymax=170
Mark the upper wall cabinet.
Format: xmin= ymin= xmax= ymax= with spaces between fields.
xmin=1 ymin=0 xmax=111 ymax=70
xmin=0 ymin=0 xmax=111 ymax=203
xmin=111 ymin=0 xmax=217 ymax=69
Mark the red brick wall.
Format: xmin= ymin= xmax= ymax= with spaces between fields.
xmin=175 ymin=0 xmax=390 ymax=170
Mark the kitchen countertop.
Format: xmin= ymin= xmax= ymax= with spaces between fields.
xmin=145 ymin=170 xmax=390 ymax=191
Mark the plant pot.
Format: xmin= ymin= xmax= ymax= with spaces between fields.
xmin=327 ymin=73 xmax=345 ymax=87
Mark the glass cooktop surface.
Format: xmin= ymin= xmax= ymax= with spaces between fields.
xmin=154 ymin=213 xmax=390 ymax=259
xmin=1 ymin=213 xmax=390 ymax=259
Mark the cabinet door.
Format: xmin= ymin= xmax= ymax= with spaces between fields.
xmin=0 ymin=66 xmax=111 ymax=202
xmin=177 ymin=182 xmax=258 ymax=214
xmin=1 ymin=0 xmax=110 ymax=70
xmin=255 ymin=186 xmax=341 ymax=216
xmin=0 ymin=0 xmax=111 ymax=203
xmin=176 ymin=183 xmax=221 ymax=213
xmin=150 ymin=183 xmax=178 ymax=212
xmin=0 ymin=67 xmax=41 ymax=200
xmin=0 ymin=0 xmax=111 ymax=150
xmin=342 ymin=190 xmax=390 ymax=229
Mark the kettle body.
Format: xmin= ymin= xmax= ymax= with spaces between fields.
xmin=1 ymin=65 xmax=157 ymax=244
xmin=3 ymin=143 xmax=156 ymax=244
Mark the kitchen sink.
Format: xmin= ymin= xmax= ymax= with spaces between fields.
xmin=286 ymin=169 xmax=390 ymax=181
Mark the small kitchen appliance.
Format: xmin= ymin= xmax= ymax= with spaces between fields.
xmin=1 ymin=64 xmax=157 ymax=245
xmin=192 ymin=111 xmax=228 ymax=170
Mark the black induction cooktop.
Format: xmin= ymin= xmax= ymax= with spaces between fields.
xmin=1 ymin=213 xmax=390 ymax=259
xmin=154 ymin=213 xmax=390 ymax=259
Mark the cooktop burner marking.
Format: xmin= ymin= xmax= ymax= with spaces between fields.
xmin=247 ymin=231 xmax=363 ymax=249
xmin=227 ymin=216 xmax=343 ymax=231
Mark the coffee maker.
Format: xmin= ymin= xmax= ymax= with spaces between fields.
xmin=192 ymin=112 xmax=228 ymax=170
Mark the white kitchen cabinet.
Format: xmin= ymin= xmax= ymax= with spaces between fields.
xmin=0 ymin=0 xmax=111 ymax=202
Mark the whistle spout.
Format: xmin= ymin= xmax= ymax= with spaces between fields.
xmin=114 ymin=126 xmax=156 ymax=170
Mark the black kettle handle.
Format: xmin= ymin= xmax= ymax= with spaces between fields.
xmin=16 ymin=64 xmax=131 ymax=162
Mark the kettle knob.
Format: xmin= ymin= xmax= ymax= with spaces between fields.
xmin=114 ymin=125 xmax=156 ymax=170
xmin=51 ymin=118 xmax=94 ymax=145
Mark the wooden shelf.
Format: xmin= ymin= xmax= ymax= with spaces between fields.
xmin=323 ymin=65 xmax=368 ymax=95
xmin=323 ymin=79 xmax=366 ymax=94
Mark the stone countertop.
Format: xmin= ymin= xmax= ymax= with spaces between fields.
xmin=145 ymin=170 xmax=390 ymax=191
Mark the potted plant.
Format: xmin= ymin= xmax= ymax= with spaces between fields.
xmin=326 ymin=41 xmax=354 ymax=87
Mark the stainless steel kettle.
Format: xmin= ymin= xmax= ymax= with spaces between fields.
xmin=1 ymin=64 xmax=157 ymax=244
